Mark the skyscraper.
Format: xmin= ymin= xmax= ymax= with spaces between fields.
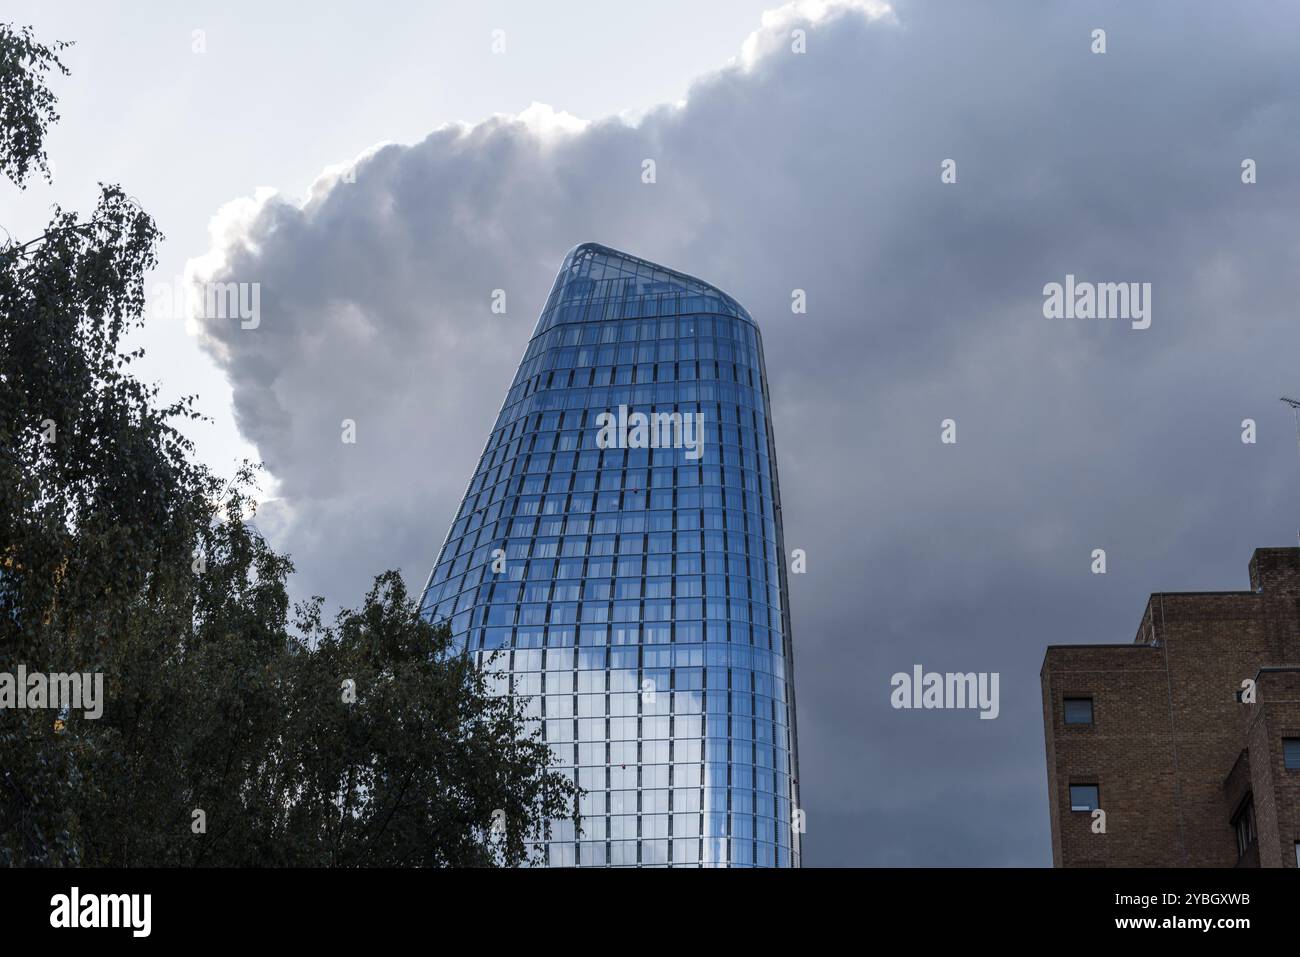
xmin=419 ymin=243 xmax=801 ymax=867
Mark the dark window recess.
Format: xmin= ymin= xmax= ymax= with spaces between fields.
xmin=1232 ymin=797 xmax=1256 ymax=858
xmin=1284 ymin=738 xmax=1300 ymax=770
xmin=1069 ymin=784 xmax=1099 ymax=812
xmin=1063 ymin=697 xmax=1094 ymax=725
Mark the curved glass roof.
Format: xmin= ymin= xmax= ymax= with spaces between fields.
xmin=541 ymin=242 xmax=756 ymax=328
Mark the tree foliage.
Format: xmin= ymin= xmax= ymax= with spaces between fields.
xmin=0 ymin=23 xmax=68 ymax=187
xmin=0 ymin=21 xmax=576 ymax=867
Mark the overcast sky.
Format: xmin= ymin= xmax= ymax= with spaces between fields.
xmin=11 ymin=0 xmax=1300 ymax=865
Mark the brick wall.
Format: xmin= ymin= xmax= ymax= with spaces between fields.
xmin=1041 ymin=548 xmax=1300 ymax=867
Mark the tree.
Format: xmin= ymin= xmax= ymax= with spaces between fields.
xmin=246 ymin=572 xmax=573 ymax=867
xmin=0 ymin=24 xmax=67 ymax=187
xmin=0 ymin=21 xmax=576 ymax=867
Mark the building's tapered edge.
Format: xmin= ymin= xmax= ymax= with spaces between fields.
xmin=549 ymin=242 xmax=759 ymax=330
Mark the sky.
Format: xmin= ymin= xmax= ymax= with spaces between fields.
xmin=8 ymin=0 xmax=1300 ymax=866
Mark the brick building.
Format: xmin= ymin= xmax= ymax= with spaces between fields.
xmin=1040 ymin=547 xmax=1300 ymax=867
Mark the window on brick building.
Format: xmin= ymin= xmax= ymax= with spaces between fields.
xmin=1069 ymin=784 xmax=1099 ymax=812
xmin=1232 ymin=797 xmax=1256 ymax=858
xmin=1284 ymin=738 xmax=1300 ymax=770
xmin=1295 ymin=842 xmax=1299 ymax=867
xmin=1063 ymin=697 xmax=1094 ymax=725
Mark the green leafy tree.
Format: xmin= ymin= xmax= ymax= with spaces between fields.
xmin=0 ymin=21 xmax=576 ymax=867
xmin=252 ymin=573 xmax=573 ymax=867
xmin=0 ymin=24 xmax=67 ymax=186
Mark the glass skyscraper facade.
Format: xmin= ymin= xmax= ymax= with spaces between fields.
xmin=419 ymin=243 xmax=801 ymax=867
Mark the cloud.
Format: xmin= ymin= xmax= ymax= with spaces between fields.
xmin=188 ymin=0 xmax=1300 ymax=865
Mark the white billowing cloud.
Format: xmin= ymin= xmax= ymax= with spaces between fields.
xmin=510 ymin=101 xmax=590 ymax=140
xmin=185 ymin=186 xmax=278 ymax=339
xmin=188 ymin=0 xmax=1300 ymax=865
xmin=307 ymin=141 xmax=399 ymax=204
xmin=737 ymin=0 xmax=894 ymax=69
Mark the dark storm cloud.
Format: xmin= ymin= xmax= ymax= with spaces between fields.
xmin=190 ymin=0 xmax=1300 ymax=864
